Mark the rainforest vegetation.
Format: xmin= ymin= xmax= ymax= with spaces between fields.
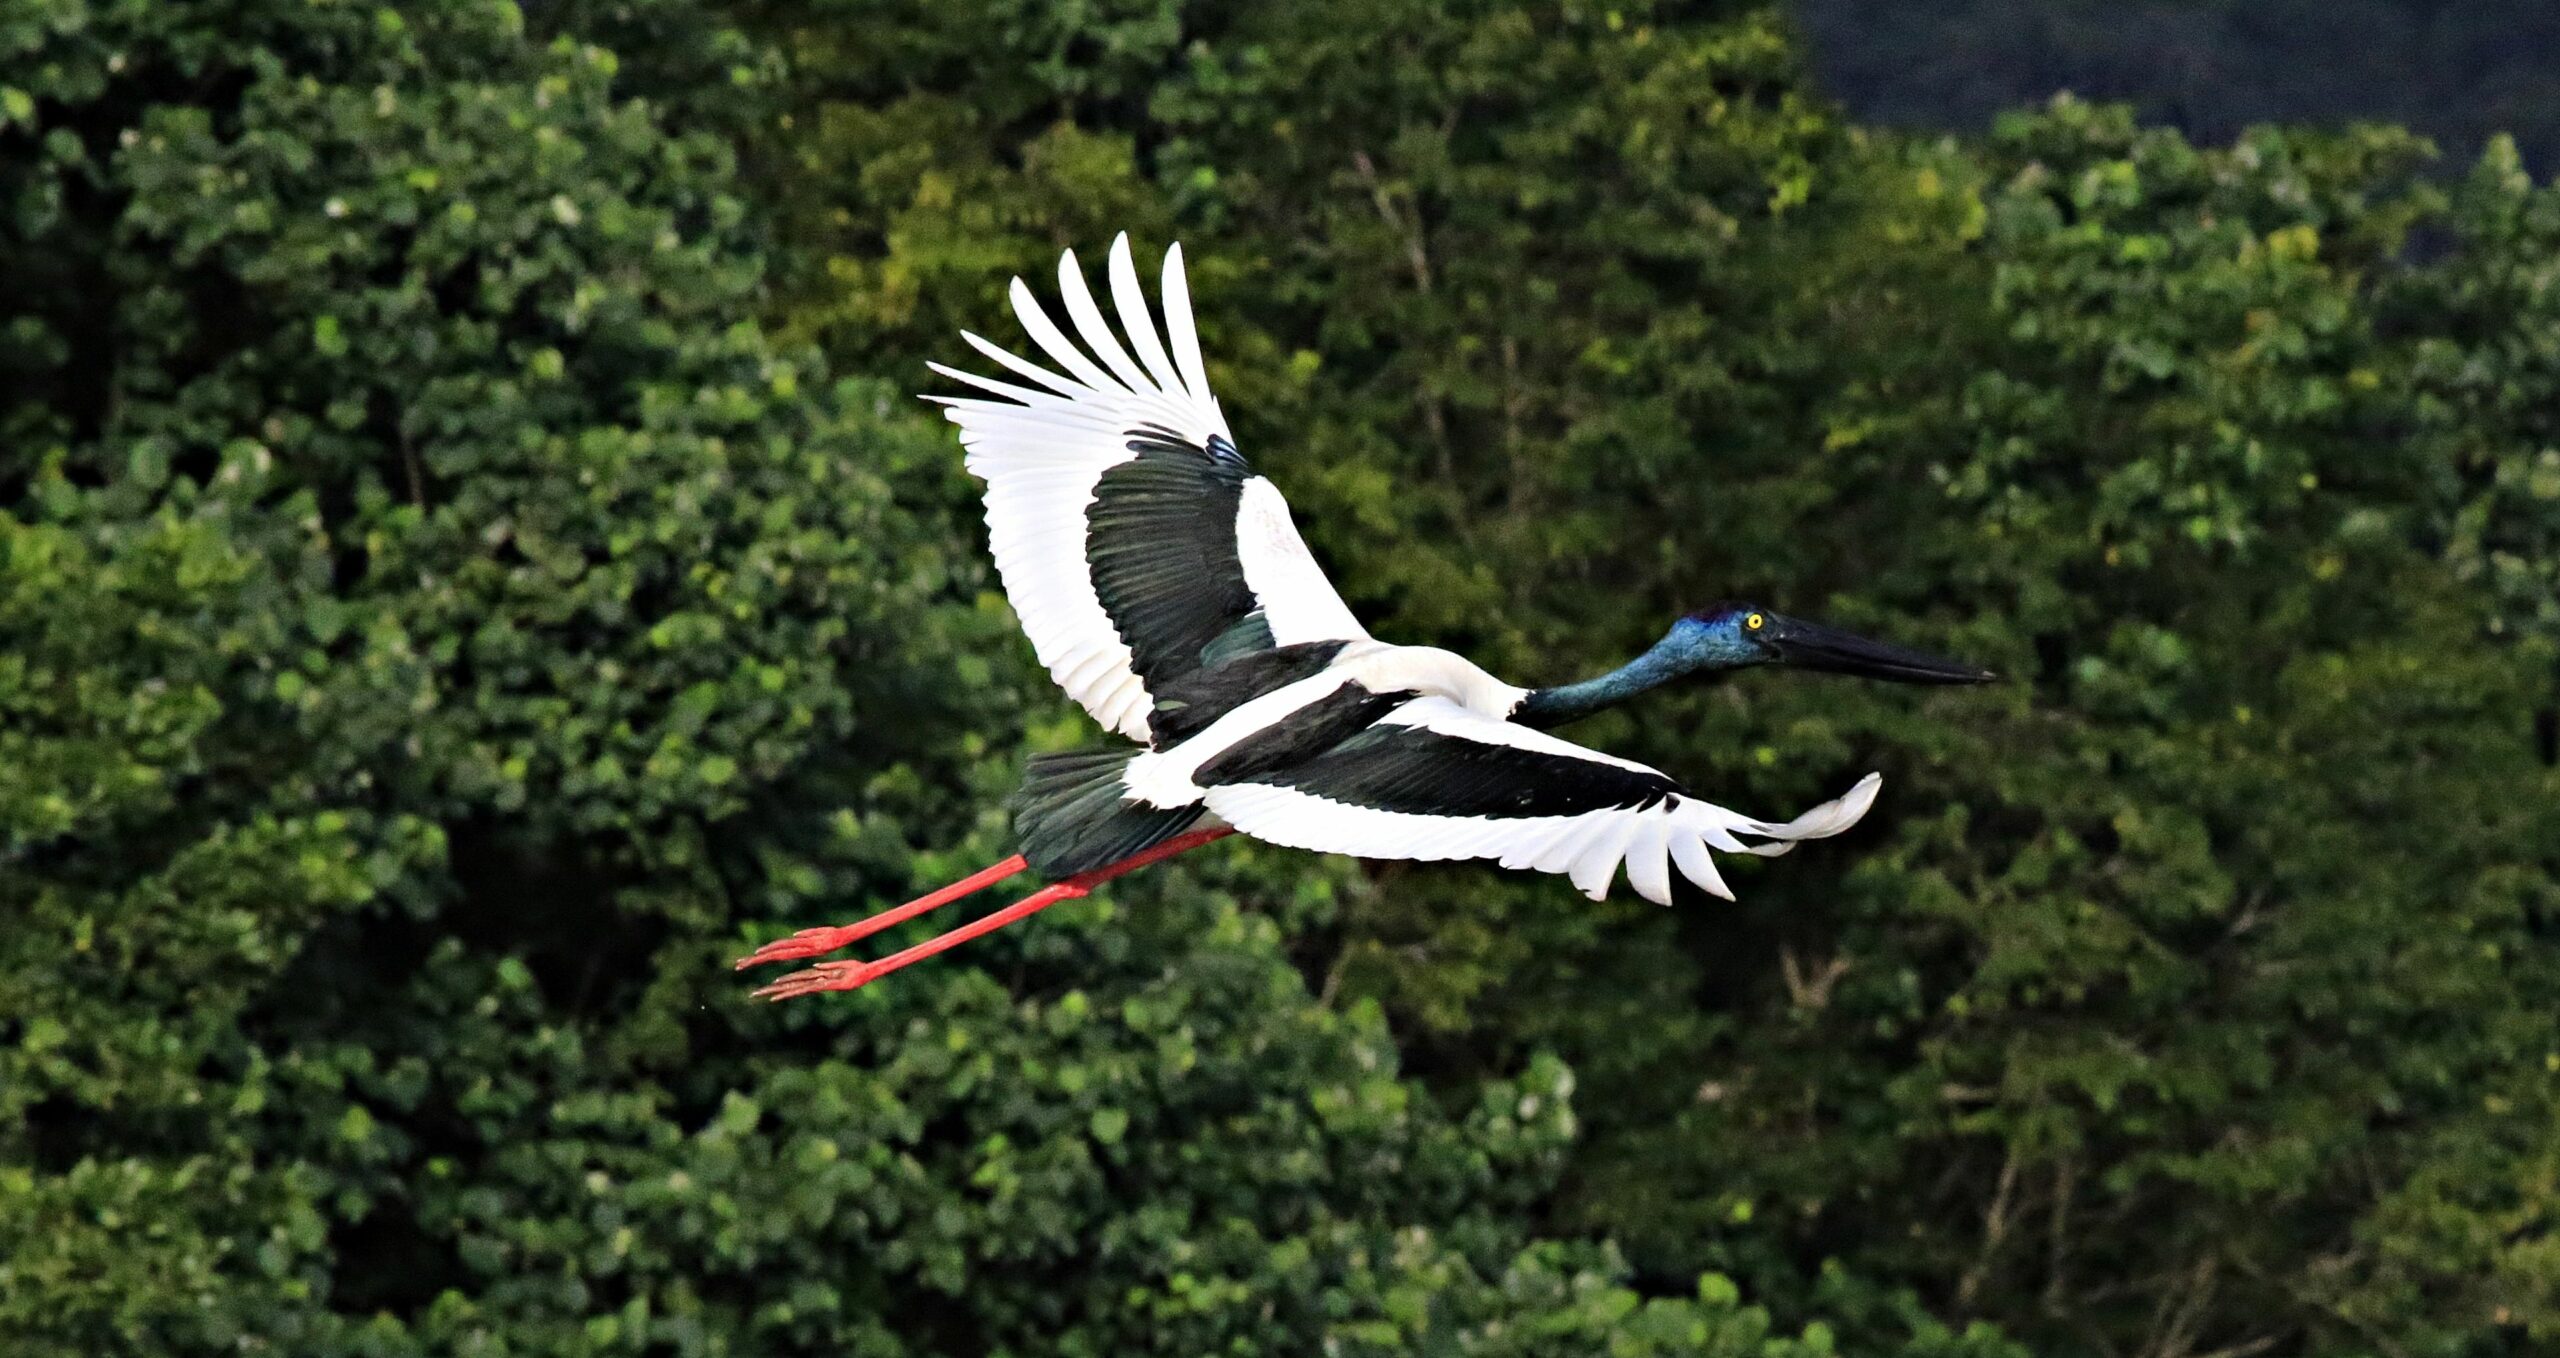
xmin=2 ymin=2 xmax=2554 ymax=1354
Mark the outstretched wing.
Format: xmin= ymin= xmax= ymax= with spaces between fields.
xmin=1201 ymin=698 xmax=1881 ymax=904
xmin=930 ymin=234 xmax=1368 ymax=743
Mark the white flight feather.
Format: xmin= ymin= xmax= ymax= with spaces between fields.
xmin=1161 ymin=243 xmax=1218 ymax=420
xmin=1057 ymin=249 xmax=1158 ymax=396
xmin=1108 ymin=236 xmax=1188 ymax=398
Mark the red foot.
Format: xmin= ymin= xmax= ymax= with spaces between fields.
xmin=734 ymin=925 xmax=866 ymax=970
xmin=734 ymin=854 xmax=1029 ymax=970
xmin=750 ymin=958 xmax=886 ymax=1000
xmin=754 ymin=877 xmax=1094 ymax=999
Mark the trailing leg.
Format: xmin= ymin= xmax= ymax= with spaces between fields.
xmin=752 ymin=827 xmax=1234 ymax=1000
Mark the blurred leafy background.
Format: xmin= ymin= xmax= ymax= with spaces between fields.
xmin=2 ymin=1 xmax=2555 ymax=1354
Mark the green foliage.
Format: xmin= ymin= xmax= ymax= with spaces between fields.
xmin=2401 ymin=134 xmax=2560 ymax=646
xmin=4 ymin=2 xmax=2555 ymax=1356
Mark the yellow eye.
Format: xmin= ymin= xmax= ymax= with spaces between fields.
xmin=1745 ymin=612 xmax=1765 ymax=631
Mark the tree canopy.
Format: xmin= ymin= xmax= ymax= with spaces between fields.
xmin=2 ymin=2 xmax=2552 ymax=1355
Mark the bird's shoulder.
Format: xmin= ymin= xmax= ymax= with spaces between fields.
xmin=1332 ymin=643 xmax=1530 ymax=719
xmin=1144 ymin=639 xmax=1527 ymax=748
xmin=1128 ymin=642 xmax=1538 ymax=802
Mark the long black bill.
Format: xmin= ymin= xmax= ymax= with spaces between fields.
xmin=1765 ymin=614 xmax=1996 ymax=685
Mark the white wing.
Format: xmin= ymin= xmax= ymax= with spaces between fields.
xmin=930 ymin=234 xmax=1368 ymax=743
xmin=1202 ymin=698 xmax=1881 ymax=904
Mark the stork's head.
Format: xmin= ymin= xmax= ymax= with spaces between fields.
xmin=1671 ymin=604 xmax=1994 ymax=684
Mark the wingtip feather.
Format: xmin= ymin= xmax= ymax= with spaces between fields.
xmin=1159 ymin=241 xmax=1217 ymax=413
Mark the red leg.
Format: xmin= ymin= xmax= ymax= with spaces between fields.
xmin=752 ymin=827 xmax=1236 ymax=1001
xmin=734 ymin=854 xmax=1030 ymax=971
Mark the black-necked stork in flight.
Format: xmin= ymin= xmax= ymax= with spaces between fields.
xmin=739 ymin=235 xmax=1992 ymax=998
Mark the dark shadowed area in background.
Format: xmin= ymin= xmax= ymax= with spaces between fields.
xmin=1795 ymin=0 xmax=2560 ymax=174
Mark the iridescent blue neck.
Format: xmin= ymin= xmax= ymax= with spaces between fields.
xmin=1514 ymin=619 xmax=1760 ymax=727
